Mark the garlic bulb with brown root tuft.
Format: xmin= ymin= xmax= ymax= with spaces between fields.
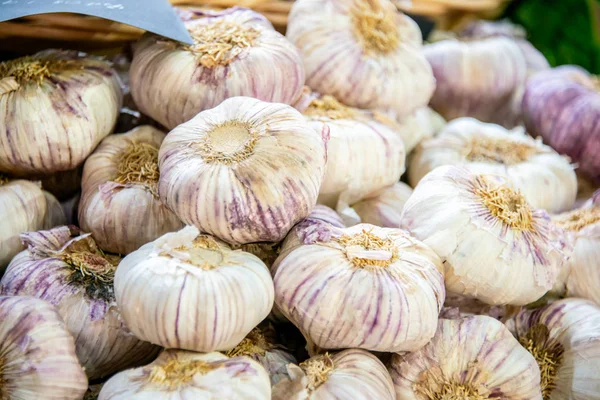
xmin=79 ymin=125 xmax=183 ymax=254
xmin=99 ymin=349 xmax=271 ymax=399
xmin=0 ymin=50 xmax=122 ymax=175
xmin=401 ymin=166 xmax=565 ymax=305
xmin=349 ymin=182 xmax=413 ymax=227
xmin=389 ymin=315 xmax=542 ymax=399
xmin=158 ymin=97 xmax=327 ymax=245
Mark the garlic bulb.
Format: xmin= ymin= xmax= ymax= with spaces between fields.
xmin=287 ymin=0 xmax=435 ymax=117
xmin=273 ymin=223 xmax=445 ymax=352
xmin=99 ymin=349 xmax=271 ymax=399
xmin=0 ymin=295 xmax=88 ymax=399
xmin=349 ymin=182 xmax=413 ymax=227
xmin=115 ymin=225 xmax=274 ymax=352
xmin=389 ymin=316 xmax=542 ymax=399
xmin=130 ymin=8 xmax=304 ymax=130
xmin=158 ymin=96 xmax=327 ymax=245
xmin=409 ymin=118 xmax=577 ymax=213
xmin=0 ymin=50 xmax=122 ymax=175
xmin=79 ymin=125 xmax=183 ymax=254
xmin=394 ymin=106 xmax=446 ymax=153
xmin=0 ymin=226 xmax=160 ymax=380
xmin=400 ymin=165 xmax=564 ymax=305
xmin=272 ymin=349 xmax=395 ymax=400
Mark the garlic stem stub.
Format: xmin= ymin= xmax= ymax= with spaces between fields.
xmin=350 ymin=182 xmax=413 ymax=228
xmin=99 ymin=349 xmax=271 ymax=399
xmin=0 ymin=50 xmax=122 ymax=175
xmin=158 ymin=96 xmax=327 ymax=245
xmin=114 ymin=225 xmax=274 ymax=352
xmin=389 ymin=316 xmax=542 ymax=399
xmin=0 ymin=296 xmax=88 ymax=399
xmin=79 ymin=125 xmax=184 ymax=255
xmin=400 ymin=165 xmax=564 ymax=305
xmin=130 ymin=8 xmax=304 ymax=130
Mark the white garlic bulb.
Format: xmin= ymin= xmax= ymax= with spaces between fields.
xmin=99 ymin=349 xmax=271 ymax=399
xmin=0 ymin=295 xmax=88 ymax=399
xmin=349 ymin=182 xmax=413 ymax=227
xmin=115 ymin=225 xmax=274 ymax=352
xmin=0 ymin=50 xmax=122 ymax=175
xmin=272 ymin=349 xmax=395 ymax=400
xmin=395 ymin=106 xmax=446 ymax=153
xmin=389 ymin=316 xmax=542 ymax=399
xmin=273 ymin=223 xmax=445 ymax=352
xmin=158 ymin=97 xmax=327 ymax=245
xmin=79 ymin=125 xmax=183 ymax=254
xmin=400 ymin=165 xmax=564 ymax=305
xmin=409 ymin=118 xmax=577 ymax=213
xmin=287 ymin=0 xmax=435 ymax=117
xmin=130 ymin=8 xmax=304 ymax=130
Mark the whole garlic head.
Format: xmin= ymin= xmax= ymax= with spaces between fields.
xmin=349 ymin=182 xmax=413 ymax=227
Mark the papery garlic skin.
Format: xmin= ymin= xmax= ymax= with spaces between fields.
xmin=409 ymin=118 xmax=577 ymax=212
xmin=390 ymin=316 xmax=542 ymax=399
xmin=273 ymin=223 xmax=444 ymax=352
xmin=0 ymin=50 xmax=122 ymax=175
xmin=272 ymin=349 xmax=395 ymax=400
xmin=79 ymin=125 xmax=183 ymax=254
xmin=115 ymin=226 xmax=274 ymax=352
xmin=287 ymin=0 xmax=435 ymax=117
xmin=400 ymin=165 xmax=563 ymax=305
xmin=130 ymin=8 xmax=304 ymax=130
xmin=159 ymin=97 xmax=327 ymax=245
xmin=0 ymin=296 xmax=88 ymax=399
xmin=350 ymin=182 xmax=413 ymax=228
xmin=99 ymin=349 xmax=271 ymax=400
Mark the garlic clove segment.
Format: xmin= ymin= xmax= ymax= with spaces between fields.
xmin=349 ymin=182 xmax=413 ymax=228
xmin=158 ymin=96 xmax=327 ymax=245
xmin=79 ymin=125 xmax=184 ymax=254
xmin=99 ymin=349 xmax=271 ymax=399
xmin=0 ymin=295 xmax=88 ymax=399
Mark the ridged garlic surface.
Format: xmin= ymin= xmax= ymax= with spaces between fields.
xmin=0 ymin=296 xmax=88 ymax=399
xmin=350 ymin=182 xmax=413 ymax=227
xmin=390 ymin=316 xmax=542 ymax=399
xmin=409 ymin=118 xmax=577 ymax=212
xmin=273 ymin=223 xmax=445 ymax=352
xmin=159 ymin=97 xmax=327 ymax=245
xmin=130 ymin=8 xmax=304 ymax=130
xmin=395 ymin=107 xmax=446 ymax=153
xmin=0 ymin=50 xmax=122 ymax=175
xmin=401 ymin=165 xmax=564 ymax=305
xmin=115 ymin=226 xmax=274 ymax=352
xmin=79 ymin=125 xmax=183 ymax=254
xmin=272 ymin=349 xmax=395 ymax=400
xmin=99 ymin=349 xmax=271 ymax=400
xmin=287 ymin=0 xmax=435 ymax=117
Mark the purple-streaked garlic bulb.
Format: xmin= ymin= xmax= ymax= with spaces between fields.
xmin=273 ymin=223 xmax=445 ymax=352
xmin=394 ymin=106 xmax=446 ymax=153
xmin=523 ymin=66 xmax=600 ymax=182
xmin=115 ymin=226 xmax=274 ymax=352
xmin=79 ymin=126 xmax=183 ymax=254
xmin=129 ymin=8 xmax=304 ymax=130
xmin=389 ymin=316 xmax=542 ymax=399
xmin=272 ymin=349 xmax=395 ymax=400
xmin=409 ymin=118 xmax=577 ymax=213
xmin=158 ymin=97 xmax=327 ymax=245
xmin=287 ymin=0 xmax=434 ymax=118
xmin=99 ymin=349 xmax=271 ymax=400
xmin=0 ymin=296 xmax=88 ymax=399
xmin=0 ymin=50 xmax=122 ymax=175
xmin=0 ymin=226 xmax=160 ymax=380
xmin=348 ymin=182 xmax=413 ymax=227
xmin=400 ymin=165 xmax=565 ymax=305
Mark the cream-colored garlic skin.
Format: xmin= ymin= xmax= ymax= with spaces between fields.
xmin=409 ymin=118 xmax=577 ymax=212
xmin=390 ymin=316 xmax=542 ymax=399
xmin=79 ymin=125 xmax=183 ymax=254
xmin=394 ymin=107 xmax=446 ymax=153
xmin=350 ymin=182 xmax=413 ymax=228
xmin=273 ymin=223 xmax=444 ymax=352
xmin=99 ymin=350 xmax=271 ymax=400
xmin=272 ymin=349 xmax=395 ymax=400
xmin=115 ymin=226 xmax=274 ymax=352
xmin=0 ymin=296 xmax=88 ymax=399
xmin=401 ymin=165 xmax=563 ymax=305
xmin=130 ymin=8 xmax=304 ymax=130
xmin=287 ymin=0 xmax=435 ymax=117
xmin=159 ymin=97 xmax=327 ymax=245
xmin=0 ymin=50 xmax=122 ymax=175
